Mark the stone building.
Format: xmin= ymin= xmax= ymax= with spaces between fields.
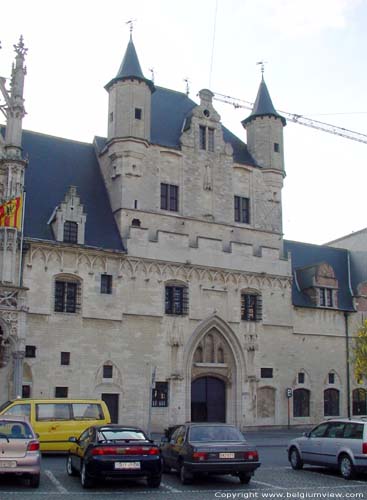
xmin=0 ymin=35 xmax=366 ymax=430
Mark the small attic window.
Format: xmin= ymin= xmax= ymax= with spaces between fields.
xmin=63 ymin=221 xmax=78 ymax=244
xmin=135 ymin=108 xmax=142 ymax=120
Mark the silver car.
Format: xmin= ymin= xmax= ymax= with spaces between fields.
xmin=288 ymin=418 xmax=367 ymax=480
xmin=0 ymin=415 xmax=41 ymax=487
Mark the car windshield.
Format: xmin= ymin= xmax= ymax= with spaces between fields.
xmin=0 ymin=420 xmax=33 ymax=439
xmin=97 ymin=429 xmax=147 ymax=441
xmin=189 ymin=425 xmax=244 ymax=442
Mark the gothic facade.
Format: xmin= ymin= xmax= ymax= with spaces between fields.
xmin=0 ymin=36 xmax=366 ymax=430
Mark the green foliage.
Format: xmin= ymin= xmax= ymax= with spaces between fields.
xmin=352 ymin=320 xmax=367 ymax=384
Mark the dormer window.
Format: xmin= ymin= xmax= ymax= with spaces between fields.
xmin=50 ymin=186 xmax=86 ymax=245
xmin=320 ymin=287 xmax=334 ymax=308
xmin=63 ymin=221 xmax=78 ymax=244
xmin=199 ymin=126 xmax=214 ymax=152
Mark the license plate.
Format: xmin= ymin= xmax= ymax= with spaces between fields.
xmin=219 ymin=453 xmax=235 ymax=459
xmin=114 ymin=461 xmax=141 ymax=470
xmin=0 ymin=460 xmax=17 ymax=468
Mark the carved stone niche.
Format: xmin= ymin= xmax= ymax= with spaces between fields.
xmin=244 ymin=333 xmax=259 ymax=352
xmin=0 ymin=324 xmax=11 ymax=368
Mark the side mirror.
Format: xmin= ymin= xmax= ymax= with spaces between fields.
xmin=303 ymin=432 xmax=310 ymax=438
xmin=68 ymin=436 xmax=78 ymax=443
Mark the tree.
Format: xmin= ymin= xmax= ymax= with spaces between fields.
xmin=352 ymin=320 xmax=367 ymax=383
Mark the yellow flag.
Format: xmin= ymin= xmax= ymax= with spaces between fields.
xmin=0 ymin=196 xmax=23 ymax=230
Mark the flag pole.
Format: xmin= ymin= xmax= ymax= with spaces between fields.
xmin=18 ymin=191 xmax=26 ymax=287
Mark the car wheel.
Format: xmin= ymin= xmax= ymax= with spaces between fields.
xmin=162 ymin=457 xmax=171 ymax=473
xmin=238 ymin=472 xmax=251 ymax=484
xmin=147 ymin=474 xmax=161 ymax=488
xmin=66 ymin=455 xmax=78 ymax=476
xmin=289 ymin=447 xmax=303 ymax=470
xmin=180 ymin=463 xmax=193 ymax=485
xmin=80 ymin=461 xmax=94 ymax=488
xmin=29 ymin=474 xmax=40 ymax=488
xmin=339 ymin=454 xmax=354 ymax=480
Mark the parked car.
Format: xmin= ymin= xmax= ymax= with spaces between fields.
xmin=66 ymin=424 xmax=162 ymax=488
xmin=160 ymin=422 xmax=260 ymax=484
xmin=0 ymin=415 xmax=41 ymax=488
xmin=288 ymin=418 xmax=367 ymax=479
xmin=0 ymin=398 xmax=111 ymax=452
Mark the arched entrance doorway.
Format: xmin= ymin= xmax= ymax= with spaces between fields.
xmin=191 ymin=376 xmax=226 ymax=422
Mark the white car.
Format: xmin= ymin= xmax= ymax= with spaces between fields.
xmin=288 ymin=418 xmax=367 ymax=480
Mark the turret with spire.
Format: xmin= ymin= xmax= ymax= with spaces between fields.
xmin=105 ymin=31 xmax=155 ymax=142
xmin=242 ymin=75 xmax=286 ymax=172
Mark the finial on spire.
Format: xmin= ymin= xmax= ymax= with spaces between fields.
xmin=149 ymin=68 xmax=155 ymax=83
xmin=184 ymin=77 xmax=190 ymax=96
xmin=14 ymin=35 xmax=27 ymax=57
xmin=126 ymin=19 xmax=136 ymax=40
xmin=256 ymin=60 xmax=267 ymax=79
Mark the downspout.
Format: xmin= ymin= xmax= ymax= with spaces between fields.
xmin=344 ymin=312 xmax=351 ymax=419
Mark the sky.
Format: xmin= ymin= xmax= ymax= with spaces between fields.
xmin=0 ymin=0 xmax=366 ymax=245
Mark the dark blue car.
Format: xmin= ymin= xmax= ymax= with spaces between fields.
xmin=66 ymin=425 xmax=162 ymax=488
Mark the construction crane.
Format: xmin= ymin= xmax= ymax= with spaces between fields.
xmin=213 ymin=92 xmax=367 ymax=145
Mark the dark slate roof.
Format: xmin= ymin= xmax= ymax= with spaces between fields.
xmin=96 ymin=86 xmax=257 ymax=166
xmin=20 ymin=129 xmax=124 ymax=251
xmin=105 ymin=37 xmax=155 ymax=92
xmin=242 ymin=77 xmax=286 ymax=126
xmin=284 ymin=240 xmax=354 ymax=311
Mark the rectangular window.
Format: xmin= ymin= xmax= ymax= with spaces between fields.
xmin=61 ymin=352 xmax=70 ymax=366
xmin=241 ymin=294 xmax=262 ymax=321
xmin=298 ymin=372 xmax=305 ymax=384
xmin=320 ymin=288 xmax=333 ymax=307
xmin=152 ymin=382 xmax=169 ymax=407
xmin=199 ymin=125 xmax=206 ymax=150
xmin=165 ymin=285 xmax=189 ymax=315
xmin=160 ymin=183 xmax=178 ymax=212
xmin=208 ymin=128 xmax=214 ymax=152
xmin=261 ymin=368 xmax=273 ymax=378
xmin=25 ymin=345 xmax=36 ymax=358
xmin=63 ymin=221 xmax=78 ymax=244
xmin=36 ymin=403 xmax=71 ymax=420
xmin=109 ymin=112 xmax=113 ymax=123
xmin=54 ymin=387 xmax=68 ymax=398
xmin=328 ymin=372 xmax=335 ymax=384
xmin=234 ymin=196 xmax=250 ymax=223
xmin=101 ymin=274 xmax=113 ymax=294
xmin=103 ymin=365 xmax=113 ymax=378
xmin=274 ymin=142 xmax=280 ymax=152
xmin=55 ymin=281 xmax=78 ymax=313
xmin=135 ymin=108 xmax=142 ymax=120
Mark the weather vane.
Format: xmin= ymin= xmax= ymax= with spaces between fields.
xmin=184 ymin=77 xmax=190 ymax=96
xmin=149 ymin=68 xmax=155 ymax=83
xmin=256 ymin=61 xmax=267 ymax=77
xmin=126 ymin=19 xmax=137 ymax=39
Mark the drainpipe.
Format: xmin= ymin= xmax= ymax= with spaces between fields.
xmin=344 ymin=312 xmax=351 ymax=418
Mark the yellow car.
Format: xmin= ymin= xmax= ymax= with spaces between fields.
xmin=0 ymin=399 xmax=111 ymax=452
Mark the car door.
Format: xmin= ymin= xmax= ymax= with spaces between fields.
xmin=320 ymin=422 xmax=345 ymax=467
xmin=169 ymin=426 xmax=187 ymax=470
xmin=301 ymin=422 xmax=328 ymax=464
xmin=73 ymin=427 xmax=95 ymax=470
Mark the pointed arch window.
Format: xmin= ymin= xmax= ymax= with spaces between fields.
xmin=353 ymin=388 xmax=367 ymax=416
xmin=293 ymin=388 xmax=310 ymax=417
xmin=324 ymin=388 xmax=339 ymax=416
